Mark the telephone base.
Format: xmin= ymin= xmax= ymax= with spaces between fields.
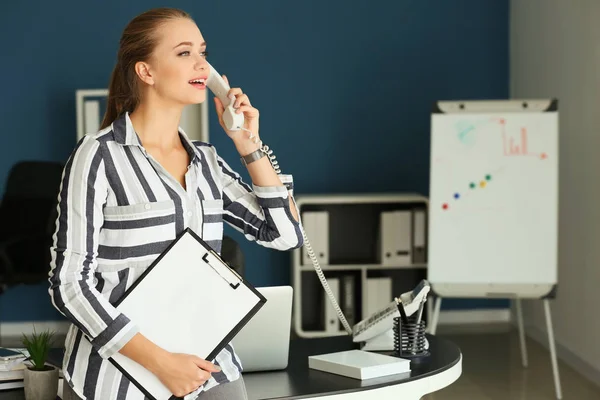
xmin=359 ymin=327 xmax=431 ymax=353
xmin=360 ymin=328 xmax=395 ymax=352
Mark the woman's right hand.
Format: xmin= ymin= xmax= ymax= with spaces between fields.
xmin=154 ymin=352 xmax=221 ymax=397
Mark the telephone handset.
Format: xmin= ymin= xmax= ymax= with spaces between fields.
xmin=205 ymin=62 xmax=245 ymax=132
xmin=205 ymin=62 xmax=281 ymax=175
xmin=205 ymin=63 xmax=431 ymax=345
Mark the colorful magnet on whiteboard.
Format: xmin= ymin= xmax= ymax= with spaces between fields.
xmin=480 ymin=181 xmax=486 ymax=188
xmin=485 ymin=174 xmax=491 ymax=181
xmin=470 ymin=182 xmax=476 ymax=189
xmin=442 ymin=203 xmax=448 ymax=210
xmin=454 ymin=193 xmax=460 ymax=199
xmin=540 ymin=152 xmax=548 ymax=159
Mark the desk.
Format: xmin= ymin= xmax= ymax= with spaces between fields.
xmin=244 ymin=334 xmax=461 ymax=400
xmin=0 ymin=335 xmax=461 ymax=400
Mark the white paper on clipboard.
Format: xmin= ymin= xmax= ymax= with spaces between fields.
xmin=90 ymin=228 xmax=267 ymax=400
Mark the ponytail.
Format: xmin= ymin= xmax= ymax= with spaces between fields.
xmin=100 ymin=60 xmax=140 ymax=129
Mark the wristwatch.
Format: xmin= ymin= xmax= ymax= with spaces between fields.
xmin=240 ymin=148 xmax=266 ymax=167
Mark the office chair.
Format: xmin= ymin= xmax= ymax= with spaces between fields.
xmin=0 ymin=161 xmax=64 ymax=294
xmin=221 ymin=235 xmax=245 ymax=277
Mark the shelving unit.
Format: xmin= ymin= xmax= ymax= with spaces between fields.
xmin=291 ymin=193 xmax=429 ymax=338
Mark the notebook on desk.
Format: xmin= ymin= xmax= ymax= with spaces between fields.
xmin=308 ymin=350 xmax=411 ymax=380
xmin=85 ymin=228 xmax=267 ymax=400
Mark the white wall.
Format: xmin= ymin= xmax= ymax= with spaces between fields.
xmin=511 ymin=0 xmax=600 ymax=381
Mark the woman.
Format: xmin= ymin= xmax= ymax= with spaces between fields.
xmin=48 ymin=7 xmax=303 ymax=400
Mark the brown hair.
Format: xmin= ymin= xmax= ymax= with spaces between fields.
xmin=100 ymin=8 xmax=192 ymax=129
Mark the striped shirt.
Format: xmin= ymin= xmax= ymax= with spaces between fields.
xmin=48 ymin=112 xmax=303 ymax=399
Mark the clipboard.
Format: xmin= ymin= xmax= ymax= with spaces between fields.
xmin=88 ymin=228 xmax=267 ymax=400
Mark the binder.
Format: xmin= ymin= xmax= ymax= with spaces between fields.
xmin=323 ymin=278 xmax=340 ymax=333
xmin=412 ymin=209 xmax=427 ymax=263
xmin=87 ymin=228 xmax=266 ymax=400
xmin=366 ymin=277 xmax=392 ymax=317
xmin=340 ymin=274 xmax=356 ymax=326
xmin=301 ymin=211 xmax=329 ymax=265
xmin=380 ymin=211 xmax=412 ymax=266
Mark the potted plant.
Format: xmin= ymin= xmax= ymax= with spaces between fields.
xmin=21 ymin=328 xmax=59 ymax=400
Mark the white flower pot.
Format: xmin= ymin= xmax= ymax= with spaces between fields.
xmin=23 ymin=366 xmax=59 ymax=400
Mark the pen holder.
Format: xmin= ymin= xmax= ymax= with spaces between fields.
xmin=393 ymin=316 xmax=430 ymax=362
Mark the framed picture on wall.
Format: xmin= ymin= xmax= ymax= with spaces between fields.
xmin=75 ymin=89 xmax=209 ymax=143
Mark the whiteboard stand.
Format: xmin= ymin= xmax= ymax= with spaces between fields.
xmin=427 ymin=99 xmax=562 ymax=399
xmin=429 ymin=296 xmax=562 ymax=399
xmin=515 ymin=298 xmax=528 ymax=368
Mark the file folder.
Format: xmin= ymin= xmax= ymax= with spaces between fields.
xmin=413 ymin=209 xmax=427 ymax=263
xmin=324 ymin=278 xmax=340 ymax=333
xmin=380 ymin=211 xmax=412 ymax=266
xmin=301 ymin=211 xmax=329 ymax=265
xmin=87 ymin=228 xmax=266 ymax=400
xmin=366 ymin=277 xmax=392 ymax=317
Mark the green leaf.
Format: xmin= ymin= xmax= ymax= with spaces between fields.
xmin=21 ymin=326 xmax=55 ymax=371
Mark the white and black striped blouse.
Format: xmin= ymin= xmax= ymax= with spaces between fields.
xmin=48 ymin=112 xmax=303 ymax=399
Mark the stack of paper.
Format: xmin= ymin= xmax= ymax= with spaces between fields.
xmin=0 ymin=363 xmax=25 ymax=391
xmin=308 ymin=350 xmax=411 ymax=380
xmin=0 ymin=348 xmax=26 ymax=372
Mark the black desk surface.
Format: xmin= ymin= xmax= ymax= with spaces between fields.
xmin=0 ymin=334 xmax=461 ymax=400
xmin=243 ymin=334 xmax=460 ymax=399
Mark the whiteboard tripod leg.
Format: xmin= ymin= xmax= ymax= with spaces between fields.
xmin=430 ymin=296 xmax=442 ymax=335
xmin=516 ymin=298 xmax=528 ymax=367
xmin=544 ymin=299 xmax=562 ymax=399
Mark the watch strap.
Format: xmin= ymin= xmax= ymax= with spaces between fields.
xmin=240 ymin=148 xmax=266 ymax=166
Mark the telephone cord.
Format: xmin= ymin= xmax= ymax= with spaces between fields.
xmin=241 ymin=126 xmax=352 ymax=335
xmin=241 ymin=128 xmax=281 ymax=175
xmin=302 ymin=231 xmax=353 ymax=335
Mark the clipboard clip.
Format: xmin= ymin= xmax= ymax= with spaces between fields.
xmin=202 ymin=252 xmax=242 ymax=289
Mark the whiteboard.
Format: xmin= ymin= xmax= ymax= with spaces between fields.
xmin=428 ymin=99 xmax=558 ymax=298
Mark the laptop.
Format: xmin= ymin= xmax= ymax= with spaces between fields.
xmin=232 ymin=286 xmax=293 ymax=372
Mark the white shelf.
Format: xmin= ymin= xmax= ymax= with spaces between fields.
xmin=298 ymin=263 xmax=427 ymax=271
xmin=293 ymin=192 xmax=427 ymax=204
xmin=292 ymin=193 xmax=430 ymax=339
xmin=299 ymin=264 xmax=365 ymax=271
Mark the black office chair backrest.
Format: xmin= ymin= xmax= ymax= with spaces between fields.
xmin=0 ymin=161 xmax=64 ymax=239
xmin=4 ymin=161 xmax=65 ymax=200
xmin=221 ymin=235 xmax=245 ymax=278
xmin=0 ymin=161 xmax=64 ymax=284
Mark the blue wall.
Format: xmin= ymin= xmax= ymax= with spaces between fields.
xmin=0 ymin=0 xmax=509 ymax=322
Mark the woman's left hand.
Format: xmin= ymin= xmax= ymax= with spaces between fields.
xmin=213 ymin=75 xmax=259 ymax=144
